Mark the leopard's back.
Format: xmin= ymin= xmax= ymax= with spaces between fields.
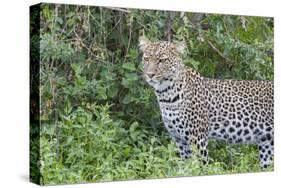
xmin=206 ymin=78 xmax=273 ymax=143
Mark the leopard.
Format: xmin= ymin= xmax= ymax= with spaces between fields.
xmin=139 ymin=36 xmax=274 ymax=168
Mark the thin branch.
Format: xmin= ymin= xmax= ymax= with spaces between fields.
xmin=87 ymin=6 xmax=91 ymax=39
xmin=55 ymin=4 xmax=59 ymax=18
xmin=105 ymin=7 xmax=131 ymax=13
xmin=190 ymin=13 xmax=204 ymax=27
xmin=100 ymin=7 xmax=106 ymax=47
xmin=126 ymin=15 xmax=133 ymax=55
xmin=105 ymin=17 xmax=121 ymax=39
xmin=187 ymin=14 xmax=236 ymax=65
xmin=207 ymin=40 xmax=235 ymax=65
xmin=166 ymin=12 xmax=176 ymax=42
xmin=166 ymin=12 xmax=172 ymax=42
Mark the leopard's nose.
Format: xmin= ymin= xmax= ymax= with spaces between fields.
xmin=146 ymin=73 xmax=155 ymax=78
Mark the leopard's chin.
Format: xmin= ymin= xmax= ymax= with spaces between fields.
xmin=146 ymin=78 xmax=160 ymax=86
xmin=145 ymin=76 xmax=163 ymax=87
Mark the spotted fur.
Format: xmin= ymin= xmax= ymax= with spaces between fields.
xmin=139 ymin=36 xmax=274 ymax=168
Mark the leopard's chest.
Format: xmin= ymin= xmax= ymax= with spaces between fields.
xmin=157 ymin=90 xmax=183 ymax=120
xmin=153 ymin=77 xmax=195 ymax=136
xmin=157 ymin=91 xmax=189 ymax=138
xmin=161 ymin=108 xmax=186 ymax=138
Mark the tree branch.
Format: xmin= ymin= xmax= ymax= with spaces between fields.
xmin=187 ymin=13 xmax=236 ymax=65
xmin=166 ymin=11 xmax=175 ymax=42
xmin=106 ymin=7 xmax=131 ymax=13
xmin=207 ymin=40 xmax=235 ymax=65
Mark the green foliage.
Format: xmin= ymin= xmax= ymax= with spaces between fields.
xmin=32 ymin=4 xmax=273 ymax=185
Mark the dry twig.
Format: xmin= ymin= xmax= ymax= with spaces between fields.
xmin=106 ymin=7 xmax=131 ymax=13
xmin=207 ymin=40 xmax=235 ymax=65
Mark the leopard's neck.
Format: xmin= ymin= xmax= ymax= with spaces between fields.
xmin=154 ymin=65 xmax=205 ymax=108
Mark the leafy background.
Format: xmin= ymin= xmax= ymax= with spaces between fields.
xmin=30 ymin=4 xmax=274 ymax=185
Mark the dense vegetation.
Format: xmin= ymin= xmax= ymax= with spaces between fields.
xmin=30 ymin=4 xmax=274 ymax=185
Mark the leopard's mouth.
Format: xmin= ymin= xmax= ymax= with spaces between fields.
xmin=144 ymin=73 xmax=163 ymax=83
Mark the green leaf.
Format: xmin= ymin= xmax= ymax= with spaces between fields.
xmin=71 ymin=63 xmax=81 ymax=75
xmin=121 ymin=78 xmax=130 ymax=88
xmin=65 ymin=136 xmax=74 ymax=145
xmin=125 ymin=73 xmax=138 ymax=81
xmin=188 ymin=59 xmax=200 ymax=70
xmin=107 ymin=85 xmax=119 ymax=98
xmin=122 ymin=94 xmax=132 ymax=104
xmin=122 ymin=63 xmax=136 ymax=71
xmin=56 ymin=17 xmax=63 ymax=25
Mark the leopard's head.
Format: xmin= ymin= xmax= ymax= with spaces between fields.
xmin=139 ymin=36 xmax=185 ymax=86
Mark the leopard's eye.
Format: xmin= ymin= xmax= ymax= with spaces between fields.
xmin=143 ymin=57 xmax=149 ymax=61
xmin=158 ymin=59 xmax=166 ymax=63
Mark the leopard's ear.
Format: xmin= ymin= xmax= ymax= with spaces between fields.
xmin=139 ymin=36 xmax=150 ymax=52
xmin=174 ymin=41 xmax=186 ymax=55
